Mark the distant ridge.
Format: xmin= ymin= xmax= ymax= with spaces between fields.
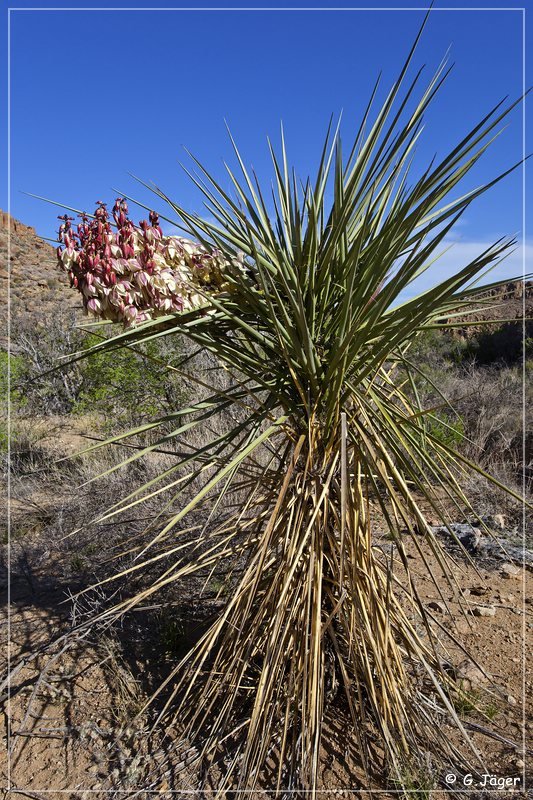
xmin=445 ymin=280 xmax=533 ymax=340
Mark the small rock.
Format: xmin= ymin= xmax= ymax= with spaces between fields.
xmin=515 ymin=759 xmax=525 ymax=769
xmin=455 ymin=618 xmax=472 ymax=635
xmin=500 ymin=563 xmax=523 ymax=580
xmin=428 ymin=600 xmax=446 ymax=613
xmin=468 ymin=585 xmax=489 ymax=596
xmin=431 ymin=523 xmax=482 ymax=552
xmin=492 ymin=513 xmax=506 ymax=530
xmin=470 ymin=605 xmax=496 ymax=617
xmin=453 ymin=524 xmax=484 ymax=552
xmin=507 ymin=695 xmax=517 ymax=706
xmin=456 ymin=659 xmax=487 ymax=689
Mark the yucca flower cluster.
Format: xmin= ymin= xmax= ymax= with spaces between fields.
xmin=56 ymin=198 xmax=230 ymax=325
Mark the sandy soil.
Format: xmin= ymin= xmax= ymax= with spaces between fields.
xmin=1 ymin=519 xmax=531 ymax=799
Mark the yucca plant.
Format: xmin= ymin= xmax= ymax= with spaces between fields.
xmin=48 ymin=28 xmax=526 ymax=795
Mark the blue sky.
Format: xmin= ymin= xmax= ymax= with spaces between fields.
xmin=2 ymin=2 xmax=531 ymax=291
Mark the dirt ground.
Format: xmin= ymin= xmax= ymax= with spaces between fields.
xmin=1 ymin=512 xmax=531 ymax=799
xmin=0 ymin=415 xmax=530 ymax=798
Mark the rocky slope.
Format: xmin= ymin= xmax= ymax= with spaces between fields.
xmin=0 ymin=211 xmax=81 ymax=350
xmin=445 ymin=281 xmax=533 ymax=363
xmin=451 ymin=280 xmax=533 ymax=332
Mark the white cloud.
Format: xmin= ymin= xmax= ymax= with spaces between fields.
xmin=397 ymin=238 xmax=533 ymax=302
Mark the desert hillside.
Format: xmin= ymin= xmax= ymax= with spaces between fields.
xmin=0 ymin=211 xmax=81 ymax=350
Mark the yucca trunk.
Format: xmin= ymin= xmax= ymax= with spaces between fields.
xmin=136 ymin=415 xmax=471 ymax=793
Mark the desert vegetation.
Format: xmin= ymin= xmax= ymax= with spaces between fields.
xmin=2 ymin=27 xmax=531 ymax=798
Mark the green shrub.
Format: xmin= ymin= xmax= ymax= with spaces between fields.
xmin=409 ymin=328 xmax=468 ymax=366
xmin=0 ymin=420 xmax=8 ymax=455
xmin=0 ymin=351 xmax=28 ymax=455
xmin=72 ymin=334 xmax=186 ymax=426
xmin=427 ymin=411 xmax=465 ymax=449
xmin=0 ymin=351 xmax=27 ymax=413
xmin=8 ymin=310 xmax=189 ymax=425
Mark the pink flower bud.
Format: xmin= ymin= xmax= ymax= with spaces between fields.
xmin=87 ymin=298 xmax=101 ymax=314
